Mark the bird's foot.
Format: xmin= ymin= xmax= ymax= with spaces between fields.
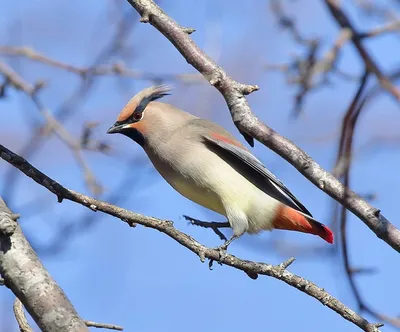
xmin=213 ymin=243 xmax=229 ymax=261
xmin=183 ymin=215 xmax=229 ymax=241
xmin=212 ymin=235 xmax=237 ymax=261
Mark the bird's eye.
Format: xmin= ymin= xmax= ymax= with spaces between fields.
xmin=132 ymin=112 xmax=142 ymax=121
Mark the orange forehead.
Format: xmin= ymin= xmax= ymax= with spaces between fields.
xmin=116 ymin=85 xmax=170 ymax=122
xmin=117 ymin=98 xmax=138 ymax=122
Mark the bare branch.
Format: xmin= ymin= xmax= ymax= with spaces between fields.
xmin=265 ymin=28 xmax=358 ymax=85
xmin=311 ymin=28 xmax=353 ymax=80
xmin=84 ymin=320 xmax=123 ymax=331
xmin=324 ymin=0 xmax=400 ymax=101
xmin=0 ymin=144 xmax=382 ymax=331
xmin=334 ymin=71 xmax=400 ymax=329
xmin=359 ymin=19 xmax=400 ymax=39
xmin=13 ymin=298 xmax=33 ymax=332
xmin=270 ymin=0 xmax=316 ymax=46
xmin=124 ymin=0 xmax=400 ymax=253
xmin=0 ymin=197 xmax=89 ymax=331
xmin=13 ymin=296 xmax=124 ymax=331
xmin=0 ymin=46 xmax=203 ymax=84
xmin=265 ymin=28 xmax=355 ymax=114
xmin=1 ymin=13 xmax=136 ymax=204
xmin=0 ymin=60 xmax=102 ymax=195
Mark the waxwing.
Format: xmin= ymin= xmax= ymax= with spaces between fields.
xmin=107 ymin=85 xmax=334 ymax=248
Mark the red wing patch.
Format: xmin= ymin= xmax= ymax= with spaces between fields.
xmin=210 ymin=132 xmax=245 ymax=149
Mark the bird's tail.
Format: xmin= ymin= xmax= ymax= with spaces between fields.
xmin=272 ymin=205 xmax=334 ymax=244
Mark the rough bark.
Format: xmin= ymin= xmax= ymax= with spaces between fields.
xmin=0 ymin=198 xmax=89 ymax=332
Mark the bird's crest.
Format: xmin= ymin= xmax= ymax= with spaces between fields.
xmin=117 ymin=85 xmax=172 ymax=122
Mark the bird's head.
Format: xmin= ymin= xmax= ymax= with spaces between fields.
xmin=107 ymin=85 xmax=172 ymax=146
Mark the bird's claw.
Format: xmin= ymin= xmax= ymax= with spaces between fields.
xmin=213 ymin=243 xmax=229 ymax=262
xmin=212 ymin=235 xmax=237 ymax=261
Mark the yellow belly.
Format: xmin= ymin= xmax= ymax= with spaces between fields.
xmin=169 ymin=177 xmax=226 ymax=216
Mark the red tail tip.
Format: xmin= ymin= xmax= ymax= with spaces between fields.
xmin=320 ymin=225 xmax=334 ymax=244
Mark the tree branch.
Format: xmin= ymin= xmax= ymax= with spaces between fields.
xmin=124 ymin=0 xmax=400 ymax=252
xmin=359 ymin=19 xmax=400 ymax=39
xmin=0 ymin=46 xmax=203 ymax=84
xmin=334 ymin=71 xmax=400 ymax=329
xmin=1 ymin=13 xmax=136 ymax=205
xmin=0 ymin=197 xmax=89 ymax=332
xmin=0 ymin=61 xmax=102 ymax=195
xmin=84 ymin=321 xmax=123 ymax=331
xmin=13 ymin=298 xmax=33 ymax=332
xmin=324 ymin=0 xmax=400 ymax=101
xmin=0 ymin=144 xmax=382 ymax=332
xmin=0 ymin=197 xmax=124 ymax=331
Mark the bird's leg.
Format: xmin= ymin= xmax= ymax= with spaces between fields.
xmin=214 ymin=235 xmax=237 ymax=250
xmin=183 ymin=215 xmax=230 ymax=241
xmin=213 ymin=235 xmax=238 ymax=260
xmin=184 ymin=215 xmax=237 ymax=260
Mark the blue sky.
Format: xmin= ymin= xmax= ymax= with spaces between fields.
xmin=1 ymin=1 xmax=400 ymax=331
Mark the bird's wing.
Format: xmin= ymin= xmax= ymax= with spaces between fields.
xmin=202 ymin=133 xmax=313 ymax=217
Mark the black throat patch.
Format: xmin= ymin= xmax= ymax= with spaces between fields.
xmin=122 ymin=128 xmax=145 ymax=147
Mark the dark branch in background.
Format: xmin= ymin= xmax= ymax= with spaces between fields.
xmin=0 ymin=145 xmax=382 ymax=332
xmin=0 ymin=46 xmax=203 ymax=84
xmin=0 ymin=198 xmax=124 ymax=331
xmin=324 ymin=0 xmax=400 ymax=102
xmin=0 ymin=61 xmax=103 ymax=195
xmin=33 ymin=158 xmax=151 ymax=256
xmin=1 ymin=12 xmax=135 ymax=205
xmin=124 ymin=0 xmax=400 ymax=253
xmin=355 ymin=0 xmax=400 ymax=23
xmin=0 ymin=9 xmax=203 ymax=207
xmin=0 ymin=9 xmax=163 ymax=256
xmin=358 ymin=20 xmax=400 ymax=39
xmin=334 ymin=71 xmax=400 ymax=329
xmin=270 ymin=0 xmax=316 ymax=46
xmin=269 ymin=0 xmax=324 ymax=115
xmin=267 ymin=3 xmax=400 ymax=114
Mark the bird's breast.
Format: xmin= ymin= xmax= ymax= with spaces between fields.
xmin=144 ymin=147 xmax=226 ymax=215
xmin=168 ymin=177 xmax=226 ymax=215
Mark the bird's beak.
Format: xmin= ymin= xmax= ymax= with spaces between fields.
xmin=107 ymin=122 xmax=145 ymax=146
xmin=107 ymin=123 xmax=128 ymax=134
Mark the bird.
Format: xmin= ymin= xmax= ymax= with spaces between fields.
xmin=107 ymin=85 xmax=334 ymax=250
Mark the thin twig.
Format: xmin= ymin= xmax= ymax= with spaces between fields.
xmin=359 ymin=19 xmax=400 ymax=39
xmin=13 ymin=298 xmax=33 ymax=332
xmin=84 ymin=320 xmax=123 ymax=330
xmin=0 ymin=60 xmax=102 ymax=195
xmin=270 ymin=0 xmax=316 ymax=46
xmin=14 ymin=297 xmax=124 ymax=331
xmin=335 ymin=70 xmax=400 ymax=329
xmin=325 ymin=0 xmax=400 ymax=101
xmin=0 ymin=46 xmax=203 ymax=84
xmin=1 ymin=13 xmax=136 ymax=204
